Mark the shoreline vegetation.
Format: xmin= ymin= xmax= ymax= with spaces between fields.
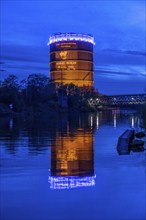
xmin=0 ymin=74 xmax=102 ymax=116
xmin=0 ymin=74 xmax=146 ymax=129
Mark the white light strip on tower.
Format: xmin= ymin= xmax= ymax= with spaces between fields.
xmin=48 ymin=33 xmax=95 ymax=45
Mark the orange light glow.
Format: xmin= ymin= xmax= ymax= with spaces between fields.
xmin=51 ymin=129 xmax=94 ymax=176
xmin=49 ymin=37 xmax=94 ymax=88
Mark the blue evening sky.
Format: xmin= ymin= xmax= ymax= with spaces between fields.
xmin=0 ymin=0 xmax=146 ymax=94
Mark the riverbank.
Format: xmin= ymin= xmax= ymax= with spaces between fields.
xmin=1 ymin=103 xmax=145 ymax=118
xmin=0 ymin=101 xmax=98 ymax=117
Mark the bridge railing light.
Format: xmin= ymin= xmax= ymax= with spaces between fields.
xmin=87 ymin=94 xmax=145 ymax=106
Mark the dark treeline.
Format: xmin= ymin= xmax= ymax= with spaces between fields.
xmin=0 ymin=74 xmax=101 ymax=114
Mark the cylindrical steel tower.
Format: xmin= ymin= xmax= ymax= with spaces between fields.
xmin=48 ymin=33 xmax=95 ymax=88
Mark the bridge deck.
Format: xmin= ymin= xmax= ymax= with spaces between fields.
xmin=88 ymin=94 xmax=146 ymax=106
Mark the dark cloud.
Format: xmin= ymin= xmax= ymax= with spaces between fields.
xmin=1 ymin=44 xmax=49 ymax=63
xmin=102 ymin=49 xmax=146 ymax=57
xmin=95 ymin=68 xmax=139 ymax=78
xmin=94 ymin=50 xmax=145 ymax=66
xmin=5 ymin=64 xmax=49 ymax=71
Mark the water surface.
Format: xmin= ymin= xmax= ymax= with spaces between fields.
xmin=0 ymin=110 xmax=145 ymax=220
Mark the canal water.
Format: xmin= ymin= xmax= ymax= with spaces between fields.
xmin=0 ymin=110 xmax=145 ymax=220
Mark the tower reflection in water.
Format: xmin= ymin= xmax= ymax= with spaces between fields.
xmin=48 ymin=114 xmax=96 ymax=189
xmin=48 ymin=110 xmax=139 ymax=189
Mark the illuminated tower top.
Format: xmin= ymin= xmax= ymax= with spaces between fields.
xmin=48 ymin=33 xmax=95 ymax=45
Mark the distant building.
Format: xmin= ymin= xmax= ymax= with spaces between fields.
xmin=48 ymin=33 xmax=95 ymax=88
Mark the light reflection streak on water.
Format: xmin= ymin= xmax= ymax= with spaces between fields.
xmin=9 ymin=119 xmax=13 ymax=130
xmin=132 ymin=115 xmax=134 ymax=128
xmin=90 ymin=115 xmax=93 ymax=128
xmin=114 ymin=113 xmax=117 ymax=129
xmin=96 ymin=114 xmax=99 ymax=130
xmin=138 ymin=117 xmax=140 ymax=129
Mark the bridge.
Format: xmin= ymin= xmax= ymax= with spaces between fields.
xmin=88 ymin=94 xmax=146 ymax=107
